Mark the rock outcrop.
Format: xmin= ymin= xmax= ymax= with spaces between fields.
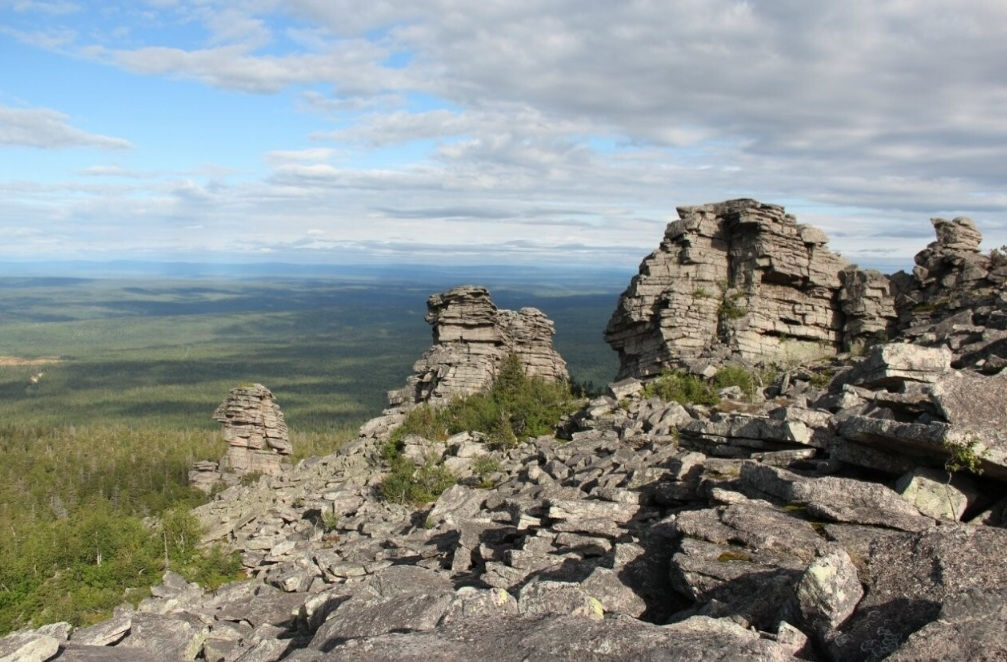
xmin=605 ymin=199 xmax=897 ymax=379
xmin=891 ymin=216 xmax=1007 ymax=372
xmin=388 ymin=286 xmax=568 ymax=407
xmin=190 ymin=384 xmax=292 ymax=491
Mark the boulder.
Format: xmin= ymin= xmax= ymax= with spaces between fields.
xmin=304 ymin=613 xmax=797 ymax=661
xmin=830 ymin=525 xmax=1007 ymax=661
xmin=740 ymin=463 xmax=933 ymax=532
xmin=886 ymin=588 xmax=1007 ymax=661
xmin=795 ymin=548 xmax=864 ymax=637
xmin=894 ymin=467 xmax=977 ymax=520
xmin=115 ymin=612 xmax=209 ymax=661
xmin=0 ymin=631 xmax=58 ymax=662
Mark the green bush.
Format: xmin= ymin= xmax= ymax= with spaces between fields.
xmin=0 ymin=499 xmax=243 ymax=632
xmin=472 ymin=454 xmax=500 ymax=477
xmin=712 ymin=364 xmax=758 ymax=400
xmin=379 ymin=457 xmax=456 ymax=505
xmin=643 ymin=370 xmax=720 ymax=406
xmin=718 ymin=291 xmax=746 ymax=321
xmin=944 ymin=438 xmax=985 ymax=475
xmin=389 ymin=355 xmax=578 ymax=447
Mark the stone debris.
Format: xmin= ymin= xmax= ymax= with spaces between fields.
xmin=9 ymin=201 xmax=1007 ymax=661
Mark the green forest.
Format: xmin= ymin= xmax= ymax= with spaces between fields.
xmin=0 ymin=275 xmax=620 ymax=632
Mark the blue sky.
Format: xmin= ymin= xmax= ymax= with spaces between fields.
xmin=1 ymin=1 xmax=1006 ymax=271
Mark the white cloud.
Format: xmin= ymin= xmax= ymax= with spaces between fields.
xmin=264 ymin=148 xmax=334 ymax=165
xmin=10 ymin=1 xmax=79 ymax=15
xmin=0 ymin=104 xmax=132 ymax=149
xmin=3 ymin=2 xmax=1007 ymax=268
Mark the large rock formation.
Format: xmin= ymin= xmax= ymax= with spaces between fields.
xmin=605 ymin=199 xmax=896 ymax=379
xmin=891 ymin=216 xmax=1007 ymax=372
xmin=213 ymin=383 xmax=291 ymax=476
xmin=388 ymin=285 xmax=568 ymax=406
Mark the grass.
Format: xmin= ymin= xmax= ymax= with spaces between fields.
xmin=0 ymin=276 xmax=620 ymax=632
xmin=643 ymin=370 xmax=720 ymax=406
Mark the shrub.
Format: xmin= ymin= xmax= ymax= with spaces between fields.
xmin=944 ymin=438 xmax=985 ymax=475
xmin=388 ymin=405 xmax=447 ymax=445
xmin=643 ymin=371 xmax=720 ymax=406
xmin=718 ymin=291 xmax=746 ymax=321
xmin=387 ymin=354 xmax=578 ymax=446
xmin=712 ymin=364 xmax=757 ymax=400
xmin=379 ymin=355 xmax=578 ymax=503
xmin=238 ymin=471 xmax=265 ymax=487
xmin=380 ymin=457 xmax=456 ymax=505
xmin=472 ymin=454 xmax=500 ymax=477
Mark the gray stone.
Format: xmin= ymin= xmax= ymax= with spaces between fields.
xmin=311 ymin=592 xmax=454 ymax=645
xmin=231 ymin=638 xmax=290 ymax=662
xmin=796 ymin=548 xmax=864 ymax=636
xmin=116 ymin=612 xmax=208 ymax=661
xmin=605 ymin=199 xmax=879 ymax=379
xmin=215 ymin=588 xmax=307 ymax=628
xmin=885 ymin=588 xmax=1007 ymax=661
xmin=518 ymin=580 xmax=603 ymax=620
xmin=33 ymin=623 xmax=71 ymax=642
xmin=308 ymin=613 xmax=796 ymax=661
xmin=740 ymin=463 xmax=933 ymax=532
xmin=831 ymin=525 xmax=1007 ymax=661
xmin=52 ymin=643 xmax=154 ymax=661
xmin=70 ymin=614 xmax=132 ymax=647
xmin=438 ymin=587 xmax=518 ymax=625
xmin=388 ymin=286 xmax=568 ymax=406
xmin=0 ymin=632 xmax=58 ymax=662
xmin=842 ymin=343 xmax=951 ymax=388
xmin=581 ymin=567 xmax=647 ymax=617
xmin=895 ymin=466 xmax=976 ymax=520
xmin=211 ymin=383 xmax=290 ymax=479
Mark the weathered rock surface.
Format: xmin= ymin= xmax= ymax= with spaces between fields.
xmin=605 ymin=199 xmax=895 ymax=378
xmin=190 ymin=384 xmax=291 ymax=490
xmin=795 ymin=548 xmax=863 ymax=638
xmin=389 ymin=285 xmax=568 ymax=407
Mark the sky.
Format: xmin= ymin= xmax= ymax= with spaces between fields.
xmin=1 ymin=1 xmax=1006 ymax=272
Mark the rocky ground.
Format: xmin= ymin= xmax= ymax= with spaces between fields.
xmin=9 ymin=340 xmax=1007 ymax=661
xmin=5 ymin=199 xmax=1007 ymax=661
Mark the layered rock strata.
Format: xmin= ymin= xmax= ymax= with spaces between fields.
xmin=212 ymin=383 xmax=291 ymax=477
xmin=605 ymin=199 xmax=896 ymax=379
xmin=388 ymin=285 xmax=568 ymax=406
xmin=891 ymin=216 xmax=1007 ymax=371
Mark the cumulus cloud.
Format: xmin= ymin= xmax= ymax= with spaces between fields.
xmin=3 ymin=1 xmax=1007 ymax=267
xmin=0 ymin=105 xmax=132 ymax=149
